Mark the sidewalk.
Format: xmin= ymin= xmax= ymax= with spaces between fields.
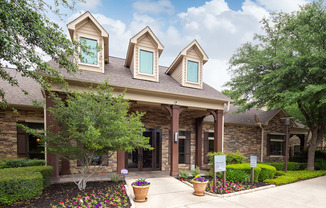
xmin=125 ymin=175 xmax=326 ymax=208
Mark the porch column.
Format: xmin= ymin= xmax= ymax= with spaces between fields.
xmin=45 ymin=91 xmax=59 ymax=178
xmin=195 ymin=117 xmax=204 ymax=168
xmin=163 ymin=105 xmax=187 ymax=177
xmin=208 ymin=110 xmax=223 ymax=152
xmin=117 ymin=150 xmax=125 ymax=174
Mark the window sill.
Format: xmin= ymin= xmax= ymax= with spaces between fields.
xmin=269 ymin=155 xmax=284 ymax=157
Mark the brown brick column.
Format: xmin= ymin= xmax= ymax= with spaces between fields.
xmin=45 ymin=91 xmax=59 ymax=178
xmin=163 ymin=105 xmax=187 ymax=177
xmin=208 ymin=110 xmax=223 ymax=152
xmin=195 ymin=117 xmax=204 ymax=168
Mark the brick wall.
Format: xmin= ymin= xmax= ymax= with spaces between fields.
xmin=0 ymin=109 xmax=43 ymax=158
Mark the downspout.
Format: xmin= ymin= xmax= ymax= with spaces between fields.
xmin=222 ymin=101 xmax=231 ymax=152
xmin=259 ymin=123 xmax=264 ymax=163
xmin=44 ymin=106 xmax=47 ymax=166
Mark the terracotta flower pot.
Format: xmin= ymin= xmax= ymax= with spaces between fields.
xmin=192 ymin=180 xmax=208 ymax=196
xmin=132 ymin=185 xmax=151 ymax=202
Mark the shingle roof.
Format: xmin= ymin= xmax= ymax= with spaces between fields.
xmin=204 ymin=105 xmax=281 ymax=125
xmin=0 ymin=68 xmax=44 ymax=107
xmin=48 ymin=56 xmax=231 ymax=102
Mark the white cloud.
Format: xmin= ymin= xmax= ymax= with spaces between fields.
xmin=257 ymin=0 xmax=309 ymax=13
xmin=79 ymin=0 xmax=102 ymax=10
xmin=133 ymin=0 xmax=174 ymax=15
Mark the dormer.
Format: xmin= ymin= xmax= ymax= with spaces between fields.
xmin=125 ymin=26 xmax=164 ymax=82
xmin=166 ymin=40 xmax=208 ymax=89
xmin=67 ymin=11 xmax=109 ymax=73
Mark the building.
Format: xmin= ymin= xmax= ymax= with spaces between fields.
xmin=0 ymin=12 xmax=310 ymax=179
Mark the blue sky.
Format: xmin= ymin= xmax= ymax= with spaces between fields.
xmin=50 ymin=0 xmax=311 ymax=91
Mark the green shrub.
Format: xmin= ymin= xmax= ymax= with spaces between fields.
xmin=264 ymin=170 xmax=326 ymax=185
xmin=0 ymin=168 xmax=43 ymax=205
xmin=110 ymin=173 xmax=120 ymax=183
xmin=0 ymin=159 xmax=45 ymax=169
xmin=192 ymin=166 xmax=200 ymax=176
xmin=315 ymin=158 xmax=326 ymax=170
xmin=226 ymin=163 xmax=261 ymax=182
xmin=179 ymin=169 xmax=189 ymax=178
xmin=208 ymin=151 xmax=246 ymax=166
xmin=257 ymin=164 xmax=276 ymax=181
xmin=24 ymin=166 xmax=53 ymax=188
xmin=275 ymin=171 xmax=286 ymax=176
xmin=264 ymin=162 xmax=305 ymax=171
xmin=217 ymin=168 xmax=250 ymax=183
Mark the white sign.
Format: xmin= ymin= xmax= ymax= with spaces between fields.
xmin=121 ymin=168 xmax=128 ymax=175
xmin=250 ymin=156 xmax=257 ymax=168
xmin=214 ymin=155 xmax=226 ymax=172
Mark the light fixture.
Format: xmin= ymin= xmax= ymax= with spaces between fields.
xmin=174 ymin=132 xmax=178 ymax=143
xmin=36 ymin=138 xmax=40 ymax=143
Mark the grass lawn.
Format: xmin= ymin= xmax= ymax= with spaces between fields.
xmin=264 ymin=170 xmax=326 ymax=185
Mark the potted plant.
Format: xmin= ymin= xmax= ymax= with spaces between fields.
xmin=192 ymin=175 xmax=208 ymax=196
xmin=131 ymin=178 xmax=151 ymax=202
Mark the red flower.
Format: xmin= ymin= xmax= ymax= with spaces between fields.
xmin=65 ymin=198 xmax=68 ymax=201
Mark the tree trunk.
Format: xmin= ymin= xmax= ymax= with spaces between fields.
xmin=307 ymin=144 xmax=316 ymax=171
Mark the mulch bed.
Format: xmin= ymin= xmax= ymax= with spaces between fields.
xmin=2 ymin=181 xmax=131 ymax=208
xmin=179 ymin=176 xmax=270 ymax=195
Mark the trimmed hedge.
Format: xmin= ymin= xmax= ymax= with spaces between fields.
xmin=264 ymin=162 xmax=306 ymax=171
xmin=0 ymin=166 xmax=52 ymax=205
xmin=264 ymin=170 xmax=326 ymax=185
xmin=217 ymin=168 xmax=251 ymax=183
xmin=226 ymin=163 xmax=261 ymax=182
xmin=258 ymin=164 xmax=276 ymax=181
xmin=0 ymin=159 xmax=45 ymax=169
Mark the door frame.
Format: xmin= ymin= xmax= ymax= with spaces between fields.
xmin=127 ymin=128 xmax=162 ymax=171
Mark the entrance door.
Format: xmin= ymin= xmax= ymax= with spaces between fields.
xmin=127 ymin=129 xmax=161 ymax=171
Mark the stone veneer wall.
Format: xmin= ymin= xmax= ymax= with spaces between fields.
xmin=0 ymin=109 xmax=44 ymax=158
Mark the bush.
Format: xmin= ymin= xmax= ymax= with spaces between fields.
xmin=0 ymin=168 xmax=43 ymax=205
xmin=192 ymin=166 xmax=200 ymax=176
xmin=217 ymin=168 xmax=250 ymax=183
xmin=226 ymin=163 xmax=261 ymax=182
xmin=208 ymin=151 xmax=246 ymax=166
xmin=264 ymin=162 xmax=305 ymax=171
xmin=0 ymin=158 xmax=45 ymax=169
xmin=264 ymin=170 xmax=326 ymax=185
xmin=315 ymin=158 xmax=326 ymax=170
xmin=179 ymin=169 xmax=189 ymax=178
xmin=258 ymin=164 xmax=276 ymax=181
xmin=24 ymin=166 xmax=53 ymax=188
xmin=275 ymin=171 xmax=286 ymax=176
xmin=110 ymin=173 xmax=120 ymax=183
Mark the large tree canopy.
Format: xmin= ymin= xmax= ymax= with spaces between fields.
xmin=226 ymin=0 xmax=326 ymax=170
xmin=21 ymin=83 xmax=151 ymax=190
xmin=0 ymin=0 xmax=83 ymax=108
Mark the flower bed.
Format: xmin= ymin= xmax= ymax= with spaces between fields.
xmin=6 ymin=181 xmax=131 ymax=208
xmin=179 ymin=177 xmax=268 ymax=195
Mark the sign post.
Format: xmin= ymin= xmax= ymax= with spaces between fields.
xmin=213 ymin=155 xmax=226 ymax=191
xmin=120 ymin=168 xmax=128 ymax=180
xmin=250 ymin=156 xmax=257 ymax=185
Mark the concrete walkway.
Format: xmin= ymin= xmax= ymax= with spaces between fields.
xmin=125 ymin=175 xmax=326 ymax=208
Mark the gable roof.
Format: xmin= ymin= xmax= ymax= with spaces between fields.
xmin=125 ymin=26 xmax=164 ymax=67
xmin=204 ymin=105 xmax=305 ymax=129
xmin=67 ymin=11 xmax=109 ymax=62
xmin=165 ymin=40 xmax=209 ymax=74
xmin=48 ymin=56 xmax=231 ymax=102
xmin=0 ymin=68 xmax=44 ymax=107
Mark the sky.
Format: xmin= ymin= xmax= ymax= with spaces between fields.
xmin=49 ymin=0 xmax=311 ymax=91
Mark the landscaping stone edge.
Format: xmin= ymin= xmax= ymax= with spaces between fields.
xmin=124 ymin=184 xmax=136 ymax=208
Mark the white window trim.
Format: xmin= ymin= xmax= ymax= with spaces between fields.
xmin=185 ymin=58 xmax=200 ymax=84
xmin=208 ymin=131 xmax=214 ymax=140
xmin=138 ymin=46 xmax=155 ymax=77
xmin=78 ymin=35 xmax=100 ymax=67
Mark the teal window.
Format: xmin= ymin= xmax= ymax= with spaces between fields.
xmin=140 ymin=50 xmax=153 ymax=75
xmin=187 ymin=61 xmax=199 ymax=83
xmin=80 ymin=37 xmax=98 ymax=65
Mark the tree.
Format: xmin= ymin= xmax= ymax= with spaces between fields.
xmin=21 ymin=83 xmax=152 ymax=190
xmin=226 ymin=0 xmax=326 ymax=170
xmin=0 ymin=0 xmax=84 ymax=109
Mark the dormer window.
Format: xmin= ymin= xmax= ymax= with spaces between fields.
xmin=139 ymin=49 xmax=153 ymax=75
xmin=80 ymin=37 xmax=98 ymax=65
xmin=187 ymin=60 xmax=199 ymax=83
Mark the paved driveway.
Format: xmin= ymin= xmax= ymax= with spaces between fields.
xmin=125 ymin=175 xmax=326 ymax=208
